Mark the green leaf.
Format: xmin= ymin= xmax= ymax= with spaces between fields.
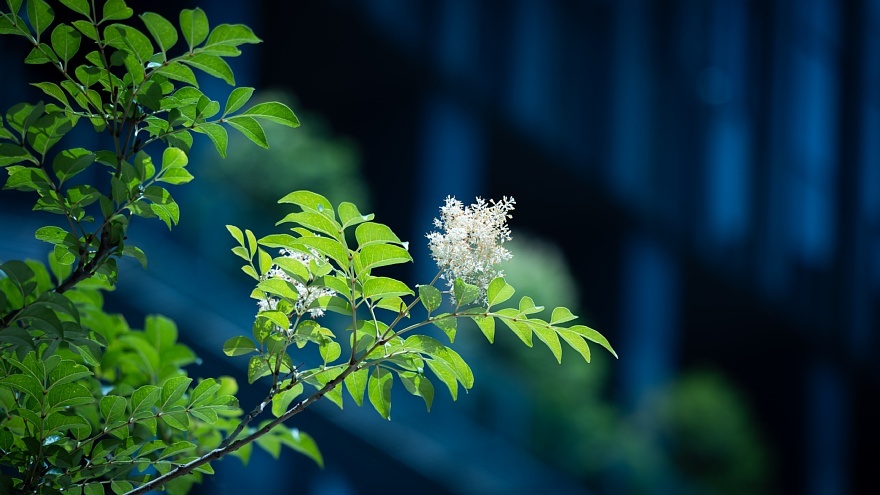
xmin=50 ymin=244 xmax=74 ymax=265
xmin=398 ymin=371 xmax=434 ymax=412
xmin=188 ymin=378 xmax=220 ymax=407
xmin=205 ymin=23 xmax=261 ymax=47
xmin=278 ymin=190 xmax=335 ymax=218
xmin=28 ymin=113 xmax=73 ymax=156
xmin=226 ymin=224 xmax=245 ymax=246
xmin=140 ymin=12 xmax=177 ymax=54
xmin=473 ymin=315 xmax=495 ymax=343
xmin=487 ymin=277 xmax=514 ymax=307
xmin=247 ymin=356 xmax=270 ymax=384
xmin=320 ymin=341 xmax=341 ymax=364
xmin=257 ymin=311 xmax=290 ymax=330
xmin=72 ymin=20 xmax=97 ymax=41
xmin=122 ymin=244 xmax=148 ymax=269
xmin=0 ymin=143 xmax=32 ymax=167
xmin=425 ymin=360 xmax=457 ymax=400
xmin=0 ymin=126 xmax=15 ymax=141
xmin=246 ymin=228 xmax=257 ymax=256
xmin=160 ymin=376 xmax=192 ymax=409
xmin=367 ymin=367 xmax=392 ymax=420
xmin=343 ymin=367 xmax=369 ymax=407
xmin=497 ymin=309 xmax=532 ymax=346
xmin=276 ymin=211 xmax=342 ymax=240
xmin=83 ymin=484 xmax=103 ymax=495
xmin=182 ymin=53 xmax=234 ymax=85
xmin=179 ymin=7 xmax=208 ymax=51
xmin=280 ymin=428 xmax=323 ymax=468
xmin=258 ymin=233 xmax=297 ymax=251
xmin=357 ymin=244 xmax=412 ymax=274
xmin=557 ymin=329 xmax=591 ymax=363
xmin=155 ymin=61 xmax=198 ymax=86
xmin=52 ymin=147 xmax=95 ymax=183
xmin=0 ymin=14 xmax=23 ymax=37
xmin=161 ymin=146 xmax=187 ymax=171
xmin=31 ymin=82 xmax=70 ymax=108
xmin=255 ymin=431 xmax=281 ymax=459
xmin=258 ymin=247 xmax=273 ymax=275
xmin=453 ymin=278 xmax=480 ymax=306
xmin=59 ymin=0 xmax=89 ymax=16
xmin=241 ymin=101 xmax=299 ymax=127
xmin=418 ymin=285 xmax=442 ymax=313
xmin=404 ymin=335 xmax=473 ymax=388
xmin=187 ymin=122 xmax=227 ymax=158
xmin=550 ymin=306 xmax=577 ymax=324
xmin=157 ymin=167 xmax=194 ymax=185
xmin=160 ymin=410 xmax=190 ymax=430
xmin=432 ymin=314 xmax=457 ymax=343
xmin=102 ymin=0 xmax=132 ymax=21
xmin=307 ymin=368 xmax=343 ymax=408
xmin=27 ymin=0 xmax=54 ymax=38
xmin=225 ymin=115 xmax=266 ymax=147
xmin=354 ymin=222 xmax=402 ymax=248
xmin=1 ymin=374 xmax=43 ymax=404
xmin=568 ymin=325 xmax=617 ymax=358
xmin=165 ymin=128 xmax=193 ymax=152
xmin=130 ymin=384 xmax=160 ymax=416
xmin=295 ymin=236 xmax=349 ymax=269
xmin=103 ymin=23 xmax=153 ymax=62
xmin=47 ymin=382 xmax=93 ymax=409
xmin=223 ymin=86 xmax=254 ymax=116
xmin=34 ymin=225 xmax=75 ymax=246
xmin=4 ymin=0 xmax=22 ymax=15
xmin=258 ymin=278 xmax=299 ymax=301
xmin=222 ymin=336 xmax=257 ymax=357
xmin=6 ymin=101 xmax=41 ymax=135
xmin=143 ymin=186 xmax=180 ymax=228
xmin=111 ymin=481 xmax=133 ymax=495
xmin=362 ymin=276 xmax=413 ymax=300
xmin=270 ymin=382 xmax=302 ymax=417
xmin=100 ymin=395 xmax=127 ymax=423
xmin=531 ymin=323 xmax=562 ymax=363
xmin=50 ymin=24 xmax=81 ymax=63
xmin=518 ymin=296 xmax=544 ymax=315
xmin=45 ymin=411 xmax=91 ymax=439
xmin=48 ymin=360 xmax=90 ymax=386
xmin=338 ymin=201 xmax=374 ymax=229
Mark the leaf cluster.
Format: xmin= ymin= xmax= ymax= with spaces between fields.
xmin=223 ymin=191 xmax=616 ymax=430
xmin=0 ymin=1 xmax=296 ymax=493
xmin=1 ymin=1 xmax=617 ymax=494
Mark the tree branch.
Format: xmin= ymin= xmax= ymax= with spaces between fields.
xmin=125 ymin=362 xmax=360 ymax=495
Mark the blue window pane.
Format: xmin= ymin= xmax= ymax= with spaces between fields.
xmin=787 ymin=50 xmax=837 ymax=266
xmin=618 ymin=236 xmax=679 ymax=408
xmin=705 ymin=116 xmax=751 ymax=245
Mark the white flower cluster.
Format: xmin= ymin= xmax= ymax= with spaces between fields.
xmin=426 ymin=196 xmax=515 ymax=302
xmin=257 ymin=248 xmax=336 ymax=325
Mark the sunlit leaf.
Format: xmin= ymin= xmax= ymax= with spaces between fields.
xmin=102 ymin=0 xmax=132 ymax=22
xmin=225 ymin=115 xmax=266 ymax=147
xmin=240 ymin=101 xmax=299 ymax=127
xmin=367 ymin=367 xmax=392 ymax=420
xmin=182 ymin=53 xmax=233 ymax=85
xmin=50 ymin=24 xmax=81 ymax=65
xmin=179 ymin=7 xmax=208 ymax=51
xmin=27 ymin=0 xmax=54 ymax=38
xmin=280 ymin=428 xmax=323 ymax=467
xmin=140 ymin=12 xmax=177 ymax=54
xmin=487 ymin=277 xmax=514 ymax=307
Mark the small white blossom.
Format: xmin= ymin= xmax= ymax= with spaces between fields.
xmin=426 ymin=196 xmax=515 ymax=303
xmin=257 ymin=248 xmax=336 ymax=333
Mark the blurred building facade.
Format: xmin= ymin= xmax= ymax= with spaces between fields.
xmin=1 ymin=0 xmax=877 ymax=494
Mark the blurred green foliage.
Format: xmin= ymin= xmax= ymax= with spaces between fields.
xmin=497 ymin=234 xmax=774 ymax=494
